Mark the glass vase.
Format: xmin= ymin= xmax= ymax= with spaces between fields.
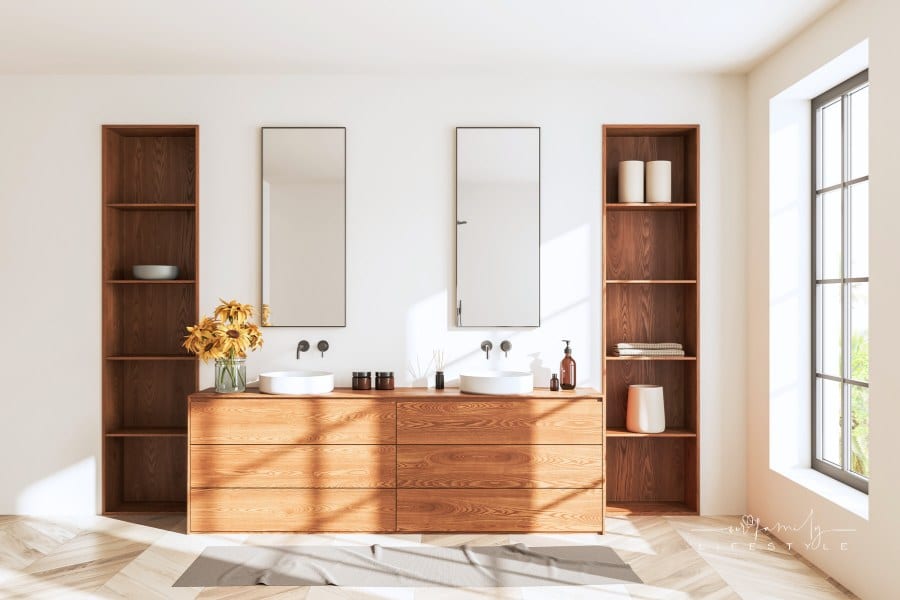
xmin=215 ymin=357 xmax=246 ymax=393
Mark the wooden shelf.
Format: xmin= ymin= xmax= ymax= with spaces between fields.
xmin=606 ymin=501 xmax=697 ymax=516
xmin=105 ymin=428 xmax=187 ymax=438
xmin=103 ymin=501 xmax=186 ymax=515
xmin=604 ymin=125 xmax=698 ymax=137
xmin=105 ymin=279 xmax=196 ymax=285
xmin=105 ymin=355 xmax=196 ymax=361
xmin=606 ymin=203 xmax=697 ymax=210
xmin=607 ymin=279 xmax=696 ymax=284
xmin=102 ymin=124 xmax=198 ymax=515
xmin=607 ymin=428 xmax=696 ymax=438
xmin=602 ymin=124 xmax=700 ymax=516
xmin=605 ymin=355 xmax=696 ymax=361
xmin=107 ymin=203 xmax=195 ymax=210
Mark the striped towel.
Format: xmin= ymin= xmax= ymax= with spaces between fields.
xmin=615 ymin=342 xmax=683 ymax=350
xmin=612 ymin=348 xmax=686 ymax=356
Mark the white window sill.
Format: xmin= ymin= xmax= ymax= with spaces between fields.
xmin=773 ymin=466 xmax=869 ymax=519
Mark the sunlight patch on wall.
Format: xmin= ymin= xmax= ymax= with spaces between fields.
xmin=541 ymin=224 xmax=591 ymax=318
xmin=16 ymin=457 xmax=96 ymax=515
xmin=404 ymin=290 xmax=449 ymax=385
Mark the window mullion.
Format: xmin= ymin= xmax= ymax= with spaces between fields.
xmin=841 ymin=90 xmax=853 ymax=473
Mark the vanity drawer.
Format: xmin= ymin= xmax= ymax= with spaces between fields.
xmin=190 ymin=488 xmax=396 ymax=532
xmin=191 ymin=445 xmax=396 ymax=488
xmin=397 ymin=489 xmax=603 ymax=532
xmin=397 ymin=445 xmax=603 ymax=488
xmin=396 ymin=399 xmax=603 ymax=445
xmin=190 ymin=398 xmax=396 ymax=444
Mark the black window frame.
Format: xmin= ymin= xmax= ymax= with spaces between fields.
xmin=811 ymin=69 xmax=869 ymax=493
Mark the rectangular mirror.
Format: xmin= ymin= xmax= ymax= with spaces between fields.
xmin=456 ymin=127 xmax=540 ymax=327
xmin=262 ymin=127 xmax=346 ymax=326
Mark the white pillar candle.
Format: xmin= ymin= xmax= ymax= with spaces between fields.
xmin=626 ymin=385 xmax=666 ymax=433
xmin=646 ymin=160 xmax=672 ymax=203
xmin=618 ymin=160 xmax=644 ymax=203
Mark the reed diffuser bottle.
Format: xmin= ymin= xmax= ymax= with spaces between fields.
xmin=560 ymin=339 xmax=576 ymax=390
xmin=433 ymin=349 xmax=445 ymax=390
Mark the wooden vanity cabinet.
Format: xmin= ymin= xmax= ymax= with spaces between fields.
xmin=187 ymin=389 xmax=604 ymax=533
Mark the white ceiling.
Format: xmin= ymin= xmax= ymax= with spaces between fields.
xmin=0 ymin=0 xmax=839 ymax=75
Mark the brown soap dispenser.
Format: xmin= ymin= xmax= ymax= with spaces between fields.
xmin=560 ymin=340 xmax=576 ymax=390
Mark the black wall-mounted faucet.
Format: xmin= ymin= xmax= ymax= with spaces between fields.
xmin=500 ymin=340 xmax=512 ymax=357
xmin=317 ymin=340 xmax=330 ymax=357
xmin=481 ymin=340 xmax=493 ymax=360
xmin=296 ymin=340 xmax=309 ymax=359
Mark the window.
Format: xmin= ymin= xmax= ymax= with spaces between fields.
xmin=812 ymin=70 xmax=869 ymax=493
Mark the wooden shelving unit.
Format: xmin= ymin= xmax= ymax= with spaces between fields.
xmin=101 ymin=125 xmax=198 ymax=514
xmin=602 ymin=124 xmax=700 ymax=515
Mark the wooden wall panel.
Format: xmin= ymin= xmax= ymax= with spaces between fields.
xmin=605 ymin=211 xmax=694 ymax=280
xmin=605 ymin=284 xmax=696 ymax=355
xmin=122 ymin=437 xmax=187 ymax=503
xmin=115 ymin=210 xmax=197 ymax=279
xmin=119 ymin=360 xmax=195 ymax=428
xmin=121 ymin=136 xmax=196 ymax=203
xmin=605 ymin=361 xmax=687 ymax=430
xmin=191 ymin=445 xmax=396 ymax=488
xmin=397 ymin=489 xmax=603 ymax=532
xmin=604 ymin=135 xmax=686 ymax=204
xmin=605 ymin=438 xmax=685 ymax=502
xmin=108 ymin=283 xmax=195 ymax=356
xmin=397 ymin=400 xmax=603 ymax=445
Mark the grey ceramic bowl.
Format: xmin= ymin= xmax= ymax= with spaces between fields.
xmin=132 ymin=265 xmax=179 ymax=280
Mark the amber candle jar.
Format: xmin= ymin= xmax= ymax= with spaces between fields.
xmin=352 ymin=372 xmax=372 ymax=390
xmin=375 ymin=371 xmax=395 ymax=390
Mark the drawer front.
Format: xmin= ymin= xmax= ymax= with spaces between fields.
xmin=190 ymin=488 xmax=396 ymax=532
xmin=397 ymin=489 xmax=603 ymax=532
xmin=397 ymin=399 xmax=603 ymax=445
xmin=190 ymin=399 xmax=396 ymax=444
xmin=191 ymin=445 xmax=396 ymax=488
xmin=397 ymin=445 xmax=603 ymax=489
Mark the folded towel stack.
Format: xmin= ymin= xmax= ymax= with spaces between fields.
xmin=612 ymin=342 xmax=685 ymax=357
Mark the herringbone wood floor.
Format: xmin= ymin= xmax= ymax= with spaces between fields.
xmin=0 ymin=515 xmax=855 ymax=599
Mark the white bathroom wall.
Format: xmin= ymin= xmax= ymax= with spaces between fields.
xmin=746 ymin=0 xmax=900 ymax=596
xmin=0 ymin=72 xmax=747 ymax=516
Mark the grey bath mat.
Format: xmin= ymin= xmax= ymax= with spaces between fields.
xmin=174 ymin=543 xmax=641 ymax=588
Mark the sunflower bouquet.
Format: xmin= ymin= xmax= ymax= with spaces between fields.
xmin=183 ymin=299 xmax=264 ymax=392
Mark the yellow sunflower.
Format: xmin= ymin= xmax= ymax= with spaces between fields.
xmin=183 ymin=316 xmax=217 ymax=356
xmin=214 ymin=322 xmax=252 ymax=357
xmin=214 ymin=299 xmax=254 ymax=325
xmin=198 ymin=336 xmax=226 ymax=362
xmin=243 ymin=322 xmax=264 ymax=351
xmin=182 ymin=299 xmax=263 ymax=363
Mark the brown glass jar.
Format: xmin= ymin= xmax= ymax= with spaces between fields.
xmin=352 ymin=371 xmax=372 ymax=390
xmin=375 ymin=371 xmax=395 ymax=390
xmin=550 ymin=373 xmax=560 ymax=391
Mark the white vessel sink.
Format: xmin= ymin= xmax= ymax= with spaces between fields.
xmin=259 ymin=371 xmax=335 ymax=395
xmin=459 ymin=370 xmax=534 ymax=395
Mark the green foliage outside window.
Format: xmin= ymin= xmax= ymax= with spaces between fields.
xmin=850 ymin=333 xmax=869 ymax=477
